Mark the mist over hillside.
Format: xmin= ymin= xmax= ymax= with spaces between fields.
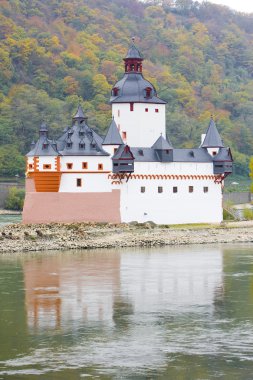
xmin=0 ymin=0 xmax=253 ymax=176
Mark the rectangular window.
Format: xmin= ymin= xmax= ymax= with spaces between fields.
xmin=114 ymin=148 xmax=118 ymax=153
xmin=98 ymin=163 xmax=103 ymax=170
xmin=122 ymin=131 xmax=127 ymax=140
xmin=145 ymin=108 xmax=148 ymax=112
xmin=141 ymin=186 xmax=145 ymax=193
xmin=43 ymin=164 xmax=51 ymax=169
xmin=66 ymin=163 xmax=73 ymax=169
xmin=29 ymin=164 xmax=33 ymax=169
xmin=203 ymin=187 xmax=208 ymax=193
xmin=173 ymin=186 xmax=178 ymax=193
xmin=82 ymin=162 xmax=88 ymax=169
xmin=212 ymin=151 xmax=217 ymax=156
xmin=158 ymin=186 xmax=163 ymax=193
xmin=130 ymin=102 xmax=134 ymax=111
xmin=189 ymin=186 xmax=194 ymax=193
xmin=155 ymin=109 xmax=159 ymax=113
xmin=76 ymin=178 xmax=82 ymax=187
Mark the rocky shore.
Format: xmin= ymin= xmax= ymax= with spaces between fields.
xmin=1 ymin=220 xmax=253 ymax=254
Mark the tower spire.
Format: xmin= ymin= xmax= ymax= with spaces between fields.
xmin=124 ymin=38 xmax=143 ymax=73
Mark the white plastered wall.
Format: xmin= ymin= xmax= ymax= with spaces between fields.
xmin=112 ymin=103 xmax=166 ymax=147
xmin=60 ymin=156 xmax=111 ymax=172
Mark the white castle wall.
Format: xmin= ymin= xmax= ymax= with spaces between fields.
xmin=119 ymin=178 xmax=222 ymax=224
xmin=59 ymin=173 xmax=111 ymax=192
xmin=112 ymin=103 xmax=166 ymax=147
xmin=134 ymin=162 xmax=214 ymax=175
xmin=60 ymin=156 xmax=111 ymax=172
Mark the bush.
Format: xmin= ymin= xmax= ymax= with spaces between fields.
xmin=243 ymin=208 xmax=253 ymax=220
xmin=4 ymin=187 xmax=25 ymax=211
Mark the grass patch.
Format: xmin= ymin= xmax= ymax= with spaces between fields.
xmin=243 ymin=208 xmax=253 ymax=220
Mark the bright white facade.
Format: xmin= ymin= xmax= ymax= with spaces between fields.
xmin=23 ymin=43 xmax=232 ymax=225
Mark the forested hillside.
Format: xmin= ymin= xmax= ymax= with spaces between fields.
xmin=0 ymin=0 xmax=253 ymax=176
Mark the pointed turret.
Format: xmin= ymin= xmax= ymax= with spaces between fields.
xmin=123 ymin=37 xmax=143 ymax=74
xmin=39 ymin=122 xmax=48 ymax=137
xmin=201 ymin=118 xmax=224 ymax=148
xmin=152 ymin=135 xmax=173 ymax=150
xmin=103 ymin=118 xmax=123 ymax=145
xmin=72 ymin=105 xmax=87 ymax=123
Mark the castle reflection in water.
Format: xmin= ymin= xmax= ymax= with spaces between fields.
xmin=23 ymin=247 xmax=224 ymax=330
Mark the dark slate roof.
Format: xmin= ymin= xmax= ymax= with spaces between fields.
xmin=125 ymin=44 xmax=142 ymax=59
xmin=213 ymin=147 xmax=233 ymax=162
xmin=73 ymin=105 xmax=87 ymax=121
xmin=201 ymin=119 xmax=224 ymax=148
xmin=130 ymin=147 xmax=213 ymax=163
xmin=58 ymin=121 xmax=109 ymax=156
xmin=112 ymin=144 xmax=135 ymax=160
xmin=26 ymin=136 xmax=60 ymax=157
xmin=39 ymin=122 xmax=48 ymax=133
xmin=110 ymin=73 xmax=166 ymax=104
xmin=103 ymin=118 xmax=123 ymax=145
xmin=152 ymin=135 xmax=173 ymax=150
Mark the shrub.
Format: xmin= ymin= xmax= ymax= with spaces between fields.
xmin=4 ymin=187 xmax=25 ymax=211
xmin=243 ymin=208 xmax=253 ymax=220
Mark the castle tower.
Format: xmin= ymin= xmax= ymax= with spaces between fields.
xmin=110 ymin=40 xmax=167 ymax=147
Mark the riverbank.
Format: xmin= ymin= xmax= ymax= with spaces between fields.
xmin=1 ymin=220 xmax=253 ymax=254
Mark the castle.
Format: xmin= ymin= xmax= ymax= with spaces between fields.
xmin=23 ymin=43 xmax=233 ymax=225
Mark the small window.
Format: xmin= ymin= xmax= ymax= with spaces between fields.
xmin=212 ymin=151 xmax=217 ymax=156
xmin=145 ymin=87 xmax=152 ymax=98
xmin=130 ymin=102 xmax=134 ymax=112
xmin=141 ymin=186 xmax=145 ymax=193
xmin=189 ymin=186 xmax=194 ymax=193
xmin=76 ymin=178 xmax=82 ymax=187
xmin=98 ymin=163 xmax=103 ymax=170
xmin=145 ymin=108 xmax=148 ymax=112
xmin=29 ymin=164 xmax=33 ymax=169
xmin=42 ymin=143 xmax=48 ymax=149
xmin=158 ymin=186 xmax=163 ymax=193
xmin=173 ymin=186 xmax=178 ymax=193
xmin=67 ymin=163 xmax=73 ymax=169
xmin=43 ymin=164 xmax=51 ymax=169
xmin=79 ymin=143 xmax=85 ymax=149
xmin=82 ymin=162 xmax=88 ymax=169
xmin=79 ymin=131 xmax=84 ymax=137
xmin=204 ymin=187 xmax=208 ymax=193
xmin=66 ymin=142 xmax=72 ymax=148
xmin=122 ymin=131 xmax=127 ymax=140
xmin=114 ymin=148 xmax=118 ymax=153
xmin=155 ymin=109 xmax=159 ymax=113
xmin=113 ymin=87 xmax=119 ymax=96
xmin=138 ymin=149 xmax=144 ymax=156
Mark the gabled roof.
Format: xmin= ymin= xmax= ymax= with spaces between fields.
xmin=125 ymin=44 xmax=142 ymax=59
xmin=213 ymin=147 xmax=233 ymax=162
xmin=201 ymin=118 xmax=224 ymax=148
xmin=103 ymin=118 xmax=123 ymax=145
xmin=112 ymin=144 xmax=135 ymax=160
xmin=152 ymin=135 xmax=173 ymax=150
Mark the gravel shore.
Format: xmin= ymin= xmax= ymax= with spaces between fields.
xmin=1 ymin=220 xmax=253 ymax=254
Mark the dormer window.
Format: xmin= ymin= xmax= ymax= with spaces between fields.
xmin=79 ymin=131 xmax=84 ymax=137
xmin=138 ymin=149 xmax=144 ymax=156
xmin=112 ymin=87 xmax=119 ymax=97
xmin=79 ymin=142 xmax=85 ymax=149
xmin=91 ymin=143 xmax=96 ymax=149
xmin=66 ymin=142 xmax=72 ymax=149
xmin=145 ymin=87 xmax=152 ymax=98
xmin=42 ymin=143 xmax=48 ymax=149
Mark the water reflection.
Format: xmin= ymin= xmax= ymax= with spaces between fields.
xmin=23 ymin=248 xmax=223 ymax=331
xmin=1 ymin=245 xmax=253 ymax=379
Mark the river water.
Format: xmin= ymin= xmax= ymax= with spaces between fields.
xmin=0 ymin=245 xmax=253 ymax=379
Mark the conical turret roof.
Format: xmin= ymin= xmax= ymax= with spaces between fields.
xmin=73 ymin=105 xmax=86 ymax=121
xmin=152 ymin=135 xmax=173 ymax=150
xmin=125 ymin=44 xmax=142 ymax=59
xmin=201 ymin=118 xmax=224 ymax=148
xmin=103 ymin=118 xmax=123 ymax=145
